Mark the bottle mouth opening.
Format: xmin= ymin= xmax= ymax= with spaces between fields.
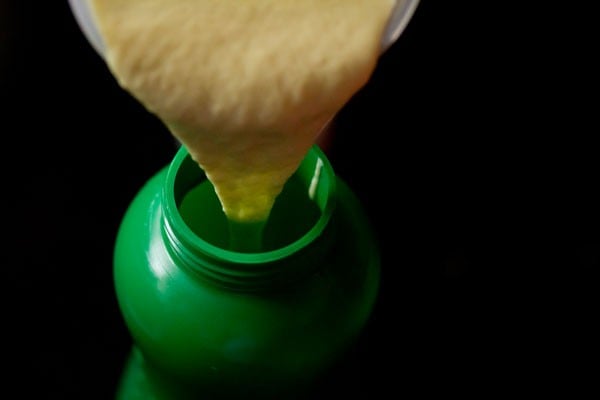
xmin=162 ymin=145 xmax=337 ymax=265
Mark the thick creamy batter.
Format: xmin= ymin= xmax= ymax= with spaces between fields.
xmin=89 ymin=0 xmax=394 ymax=222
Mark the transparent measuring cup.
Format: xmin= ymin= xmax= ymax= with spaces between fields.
xmin=381 ymin=0 xmax=421 ymax=52
xmin=68 ymin=0 xmax=421 ymax=58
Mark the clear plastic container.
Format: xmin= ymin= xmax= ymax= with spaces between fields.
xmin=68 ymin=0 xmax=421 ymax=58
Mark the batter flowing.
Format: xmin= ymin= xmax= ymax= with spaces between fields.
xmin=89 ymin=0 xmax=394 ymax=224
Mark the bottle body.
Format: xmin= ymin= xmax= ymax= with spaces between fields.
xmin=113 ymin=145 xmax=380 ymax=399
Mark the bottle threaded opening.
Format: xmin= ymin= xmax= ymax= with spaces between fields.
xmin=161 ymin=145 xmax=337 ymax=289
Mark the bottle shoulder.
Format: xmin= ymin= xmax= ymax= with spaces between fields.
xmin=114 ymin=169 xmax=380 ymax=293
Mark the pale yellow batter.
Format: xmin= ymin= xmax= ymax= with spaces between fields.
xmin=89 ymin=0 xmax=394 ymax=222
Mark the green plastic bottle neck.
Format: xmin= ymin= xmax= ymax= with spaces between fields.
xmin=161 ymin=145 xmax=337 ymax=291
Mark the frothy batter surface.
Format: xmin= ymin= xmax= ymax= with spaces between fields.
xmin=89 ymin=0 xmax=394 ymax=221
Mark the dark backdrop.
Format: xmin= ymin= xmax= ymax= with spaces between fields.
xmin=2 ymin=1 xmax=596 ymax=398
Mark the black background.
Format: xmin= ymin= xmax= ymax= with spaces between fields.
xmin=2 ymin=1 xmax=597 ymax=398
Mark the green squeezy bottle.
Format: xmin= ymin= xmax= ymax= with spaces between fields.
xmin=113 ymin=145 xmax=380 ymax=399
